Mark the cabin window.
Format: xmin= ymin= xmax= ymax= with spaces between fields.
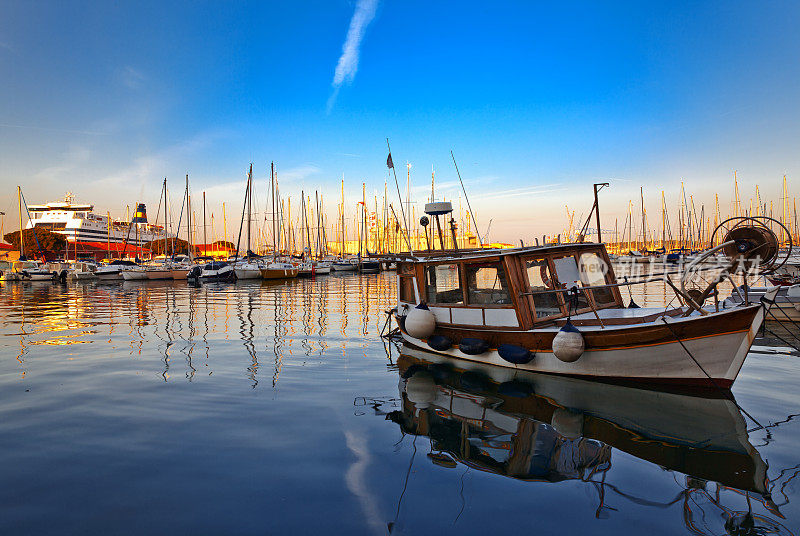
xmin=552 ymin=255 xmax=589 ymax=310
xmin=464 ymin=262 xmax=511 ymax=305
xmin=524 ymin=258 xmax=562 ymax=318
xmin=425 ymin=264 xmax=463 ymax=304
xmin=579 ymin=252 xmax=615 ymax=305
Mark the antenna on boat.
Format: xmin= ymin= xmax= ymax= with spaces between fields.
xmin=578 ymin=183 xmax=609 ymax=243
xmin=450 ymin=151 xmax=483 ymax=248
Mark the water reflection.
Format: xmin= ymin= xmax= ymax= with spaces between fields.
xmin=0 ymin=274 xmax=798 ymax=534
xmin=380 ymin=345 xmax=793 ymax=534
xmin=0 ymin=274 xmax=399 ymax=386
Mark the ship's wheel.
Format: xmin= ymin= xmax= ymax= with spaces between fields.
xmin=678 ymin=216 xmax=791 ymax=312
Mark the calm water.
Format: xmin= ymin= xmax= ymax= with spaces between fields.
xmin=0 ymin=272 xmax=798 ymax=535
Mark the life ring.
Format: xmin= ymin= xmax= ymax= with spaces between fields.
xmin=540 ymin=264 xmax=552 ymax=288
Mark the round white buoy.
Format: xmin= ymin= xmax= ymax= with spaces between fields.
xmin=552 ymin=320 xmax=585 ymax=362
xmin=405 ymin=303 xmax=436 ymax=339
xmin=551 ymin=407 xmax=584 ymax=440
xmin=405 ymin=371 xmax=436 ymax=409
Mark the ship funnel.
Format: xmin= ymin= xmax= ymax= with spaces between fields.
xmin=132 ymin=203 xmax=148 ymax=223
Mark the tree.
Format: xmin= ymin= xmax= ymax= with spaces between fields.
xmin=4 ymin=228 xmax=67 ymax=256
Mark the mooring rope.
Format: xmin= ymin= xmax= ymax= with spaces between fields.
xmin=660 ymin=317 xmax=765 ymax=430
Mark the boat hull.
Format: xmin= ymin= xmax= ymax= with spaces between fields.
xmin=200 ymin=267 xmax=236 ymax=282
xmin=331 ymin=262 xmax=357 ymax=271
xmin=26 ymin=272 xmax=56 ymax=281
xmin=396 ymin=304 xmax=767 ymax=387
xmin=260 ymin=268 xmax=299 ymax=279
xmin=70 ymin=272 xmax=97 ymax=281
xmin=170 ymin=269 xmax=190 ymax=280
xmin=145 ymin=270 xmax=172 ymax=280
xmin=121 ymin=270 xmax=148 ymax=281
xmin=234 ymin=267 xmax=262 ymax=280
xmin=358 ymin=261 xmax=381 ymax=273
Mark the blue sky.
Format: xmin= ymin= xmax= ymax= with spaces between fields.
xmin=1 ymin=1 xmax=799 ymax=242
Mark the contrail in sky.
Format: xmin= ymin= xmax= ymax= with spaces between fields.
xmin=327 ymin=0 xmax=379 ymax=112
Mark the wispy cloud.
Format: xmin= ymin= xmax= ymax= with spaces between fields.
xmin=118 ymin=66 xmax=146 ymax=89
xmin=33 ymin=144 xmax=93 ymax=182
xmin=474 ymin=183 xmax=567 ymax=202
xmin=0 ymin=123 xmax=106 ymax=136
xmin=326 ymin=0 xmax=379 ymax=112
xmin=277 ymin=164 xmax=321 ymax=182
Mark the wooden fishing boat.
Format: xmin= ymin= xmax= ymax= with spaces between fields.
xmin=391 ymin=241 xmax=778 ymax=388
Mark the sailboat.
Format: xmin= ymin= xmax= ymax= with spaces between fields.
xmin=170 ymin=175 xmax=197 ymax=280
xmin=145 ymin=179 xmax=174 ymax=280
xmin=331 ymin=178 xmax=357 ymax=272
xmin=258 ymin=162 xmax=299 ymax=280
xmin=233 ymin=164 xmax=263 ymax=280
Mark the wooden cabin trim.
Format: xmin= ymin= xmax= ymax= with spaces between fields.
xmin=518 ymin=246 xmax=622 ymax=325
xmin=404 ymin=244 xmax=623 ymax=330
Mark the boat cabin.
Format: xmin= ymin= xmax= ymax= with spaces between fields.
xmin=396 ymin=243 xmax=623 ymax=330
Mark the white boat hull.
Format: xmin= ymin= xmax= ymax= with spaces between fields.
xmin=121 ymin=270 xmax=148 ymax=281
xmin=234 ymin=268 xmax=262 ymax=279
xmin=397 ymin=300 xmax=771 ymax=387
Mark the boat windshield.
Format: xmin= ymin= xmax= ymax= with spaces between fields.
xmin=524 ymin=258 xmax=562 ymax=318
xmin=552 ymin=255 xmax=590 ymax=310
xmin=578 ymin=253 xmax=615 ymax=305
xmin=425 ymin=264 xmax=463 ymax=304
xmin=464 ymin=262 xmax=511 ymax=305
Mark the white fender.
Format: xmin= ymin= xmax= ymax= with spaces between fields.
xmin=552 ymin=321 xmax=585 ymax=363
xmin=405 ymin=303 xmax=436 ymax=339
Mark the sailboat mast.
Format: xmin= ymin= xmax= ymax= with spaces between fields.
xmin=186 ymin=174 xmax=191 ymax=258
xmin=640 ymin=187 xmax=646 ymax=251
xmin=247 ymin=163 xmax=252 ymax=255
xmin=271 ymin=162 xmax=276 ymax=254
xmin=107 ymin=211 xmax=111 ymax=259
xmin=18 ymin=186 xmax=24 ymax=258
xmin=341 ymin=177 xmax=345 ymax=255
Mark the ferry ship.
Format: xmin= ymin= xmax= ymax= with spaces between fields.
xmin=25 ymin=193 xmax=170 ymax=250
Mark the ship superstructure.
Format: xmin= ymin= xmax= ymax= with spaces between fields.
xmin=25 ymin=193 xmax=169 ymax=248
